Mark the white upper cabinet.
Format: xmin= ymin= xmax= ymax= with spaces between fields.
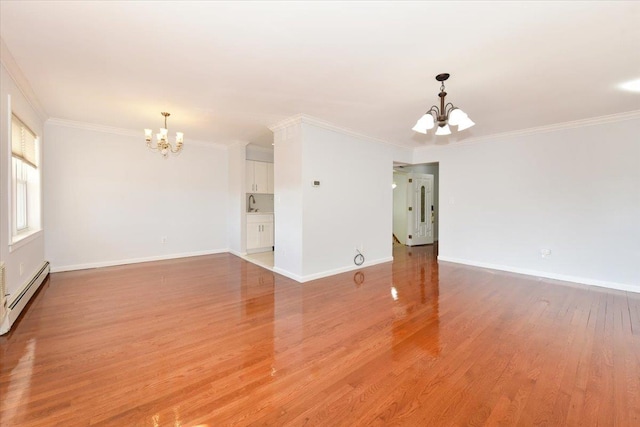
xmin=245 ymin=161 xmax=255 ymax=193
xmin=246 ymin=160 xmax=273 ymax=194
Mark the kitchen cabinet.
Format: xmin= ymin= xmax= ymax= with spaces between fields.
xmin=246 ymin=160 xmax=273 ymax=194
xmin=246 ymin=214 xmax=274 ymax=252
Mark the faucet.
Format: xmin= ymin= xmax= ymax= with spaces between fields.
xmin=248 ymin=194 xmax=256 ymax=212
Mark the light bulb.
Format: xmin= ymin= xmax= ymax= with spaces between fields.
xmin=176 ymin=132 xmax=184 ymax=143
xmin=144 ymin=129 xmax=152 ymax=140
xmin=435 ymin=124 xmax=451 ymax=136
xmin=448 ymin=108 xmax=467 ymax=126
xmin=457 ymin=116 xmax=475 ymax=131
xmin=411 ymin=114 xmax=435 ymax=134
xmin=620 ymin=78 xmax=640 ymax=92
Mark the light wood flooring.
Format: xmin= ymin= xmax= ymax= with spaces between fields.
xmin=1 ymin=244 xmax=639 ymax=426
xmin=243 ymin=251 xmax=275 ymax=270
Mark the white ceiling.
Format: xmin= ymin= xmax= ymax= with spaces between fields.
xmin=1 ymin=1 xmax=639 ymax=148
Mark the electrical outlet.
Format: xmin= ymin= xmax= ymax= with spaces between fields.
xmin=540 ymin=249 xmax=551 ymax=258
xmin=19 ymin=263 xmax=24 ymax=276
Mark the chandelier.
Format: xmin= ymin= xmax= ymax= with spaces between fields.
xmin=412 ymin=73 xmax=475 ymax=136
xmin=144 ymin=112 xmax=184 ymax=158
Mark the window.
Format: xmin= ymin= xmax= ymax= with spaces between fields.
xmin=420 ymin=185 xmax=426 ymax=223
xmin=14 ymin=158 xmax=29 ymax=231
xmin=10 ymin=114 xmax=41 ymax=243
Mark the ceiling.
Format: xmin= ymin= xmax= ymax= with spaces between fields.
xmin=1 ymin=1 xmax=639 ymax=148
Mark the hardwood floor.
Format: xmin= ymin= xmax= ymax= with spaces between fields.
xmin=1 ymin=244 xmax=639 ymax=426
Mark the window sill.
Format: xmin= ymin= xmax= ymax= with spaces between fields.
xmin=9 ymin=229 xmax=43 ymax=253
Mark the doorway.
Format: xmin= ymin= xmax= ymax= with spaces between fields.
xmin=393 ymin=163 xmax=439 ymax=247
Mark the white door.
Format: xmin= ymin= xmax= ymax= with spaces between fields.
xmin=406 ymin=173 xmax=434 ymax=246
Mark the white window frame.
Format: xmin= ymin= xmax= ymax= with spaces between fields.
xmin=8 ymin=105 xmax=43 ymax=252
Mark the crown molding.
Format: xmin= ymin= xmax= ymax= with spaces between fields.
xmin=0 ymin=37 xmax=48 ymax=123
xmin=428 ymin=110 xmax=640 ymax=150
xmin=46 ymin=117 xmax=139 ymax=137
xmin=268 ymin=114 xmax=305 ymax=132
xmin=230 ymin=141 xmax=250 ymax=147
xmin=269 ymin=113 xmax=410 ymax=151
xmin=45 ymin=117 xmax=231 ymax=149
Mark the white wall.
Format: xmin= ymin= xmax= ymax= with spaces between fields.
xmin=44 ymin=122 xmax=230 ymax=271
xmin=273 ymin=123 xmax=304 ymax=277
xmin=228 ymin=142 xmax=247 ymax=255
xmin=273 ymin=117 xmax=397 ymax=281
xmin=413 ymin=115 xmax=640 ymax=291
xmin=302 ymin=123 xmax=393 ymax=277
xmin=0 ymin=59 xmax=46 ymax=296
xmin=392 ymin=171 xmax=408 ymax=244
xmin=246 ymin=144 xmax=274 ymax=163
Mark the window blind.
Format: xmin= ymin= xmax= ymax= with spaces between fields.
xmin=11 ymin=115 xmax=38 ymax=168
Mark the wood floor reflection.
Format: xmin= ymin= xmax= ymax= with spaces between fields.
xmin=1 ymin=244 xmax=639 ymax=426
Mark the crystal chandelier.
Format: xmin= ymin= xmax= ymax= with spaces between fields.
xmin=412 ymin=73 xmax=475 ymax=136
xmin=144 ymin=112 xmax=184 ymax=158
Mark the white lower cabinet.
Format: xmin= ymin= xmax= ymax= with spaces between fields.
xmin=246 ymin=214 xmax=274 ymax=252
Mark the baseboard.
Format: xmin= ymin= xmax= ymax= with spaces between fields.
xmin=437 ymin=256 xmax=639 ymax=293
xmin=228 ymin=249 xmax=247 ymax=258
xmin=272 ymin=267 xmax=304 ymax=282
xmin=50 ymin=249 xmax=229 ymax=273
xmin=1 ymin=261 xmax=50 ymax=335
xmin=247 ymin=247 xmax=273 ymax=255
xmin=274 ymin=256 xmax=394 ymax=283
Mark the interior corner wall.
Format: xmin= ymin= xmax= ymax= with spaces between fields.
xmin=412 ymin=116 xmax=640 ymax=291
xmin=300 ymin=123 xmax=393 ymax=279
xmin=43 ymin=123 xmax=229 ymax=271
xmin=0 ymin=62 xmax=46 ymax=296
xmin=228 ymin=143 xmax=247 ymax=255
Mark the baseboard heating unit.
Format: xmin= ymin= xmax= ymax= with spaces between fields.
xmin=0 ymin=261 xmax=50 ymax=335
